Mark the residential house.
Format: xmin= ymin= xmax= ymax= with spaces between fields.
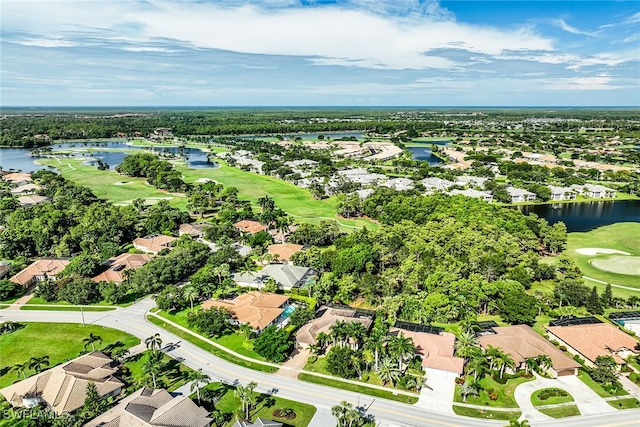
xmin=267 ymin=243 xmax=304 ymax=263
xmin=18 ymin=195 xmax=49 ymax=206
xmin=178 ymin=223 xmax=212 ymax=239
xmin=92 ymin=253 xmax=154 ymax=283
xmin=390 ymin=324 xmax=464 ymax=376
xmin=420 ymin=177 xmax=454 ymax=192
xmin=0 ymin=351 xmax=123 ymax=414
xmin=381 ymin=178 xmax=415 ymax=191
xmin=448 ymin=189 xmax=494 ymax=203
xmin=506 ymin=187 xmax=537 ymax=203
xmin=0 ymin=263 xmax=9 ymax=280
xmin=10 ymin=259 xmax=70 ymax=288
xmin=546 ymin=321 xmax=639 ymax=367
xmin=571 ymin=184 xmax=616 ymax=199
xmin=233 ymin=418 xmax=282 ymax=427
xmin=10 ymin=183 xmax=39 ymax=195
xmin=234 ymin=220 xmax=267 ymax=235
xmin=85 ymin=386 xmax=212 ymax=427
xmin=355 ymin=189 xmax=375 ymax=199
xmin=336 ymin=169 xmax=388 ymax=186
xmin=548 ymin=186 xmax=577 ymax=201
xmin=2 ymin=172 xmax=32 ymax=186
xmin=202 ymin=291 xmax=292 ymax=331
xmin=478 ymin=325 xmax=580 ymax=377
xmin=454 ymin=176 xmax=488 ymax=188
xmin=284 ymin=159 xmax=318 ymax=169
xmin=296 ymin=305 xmax=374 ymax=349
xmin=232 ymin=264 xmax=313 ymax=291
xmin=133 ymin=235 xmax=177 ymax=254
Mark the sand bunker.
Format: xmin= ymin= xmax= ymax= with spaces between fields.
xmin=195 ymin=178 xmax=214 ymax=183
xmin=112 ymin=181 xmax=132 ymax=186
xmin=575 ymin=248 xmax=631 ymax=256
xmin=591 ymin=256 xmax=640 ymax=276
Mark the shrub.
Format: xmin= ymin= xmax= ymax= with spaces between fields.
xmin=489 ymin=392 xmax=499 ymax=401
xmin=308 ymin=355 xmax=318 ymax=364
xmin=492 ymin=373 xmax=508 ymax=385
xmin=559 ymin=345 xmax=567 ymax=351
xmin=537 ymin=388 xmax=568 ymax=401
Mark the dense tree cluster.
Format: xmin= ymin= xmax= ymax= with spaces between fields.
xmin=116 ymin=153 xmax=190 ymax=193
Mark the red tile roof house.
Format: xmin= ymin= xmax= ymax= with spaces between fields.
xmin=0 ymin=351 xmax=123 ymax=415
xmin=9 ymin=259 xmax=70 ymax=288
xmin=178 ymin=222 xmax=212 ymax=240
xmin=92 ymin=253 xmax=154 ymax=283
xmin=266 ymin=243 xmax=304 ymax=263
xmin=546 ymin=323 xmax=639 ymax=368
xmin=390 ymin=327 xmax=465 ymax=376
xmin=478 ymin=325 xmax=581 ymax=377
xmin=234 ymin=220 xmax=267 ymax=235
xmin=202 ymin=291 xmax=291 ymax=332
xmin=132 ymin=235 xmax=177 ymax=255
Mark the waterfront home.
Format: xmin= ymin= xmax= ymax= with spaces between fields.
xmin=202 ymin=291 xmax=292 ymax=331
xmin=570 ymin=184 xmax=616 ymax=199
xmin=133 ymin=235 xmax=177 ymax=254
xmin=506 ymin=187 xmax=537 ymax=203
xmin=478 ymin=325 xmax=580 ymax=377
xmin=548 ymin=186 xmax=577 ymax=201
xmin=448 ymin=188 xmax=494 ymax=203
xmin=85 ymin=386 xmax=212 ymax=427
xmin=546 ymin=321 xmax=638 ymax=367
xmin=0 ymin=351 xmax=122 ymax=415
xmin=92 ymin=253 xmax=153 ymax=283
xmin=10 ymin=258 xmax=70 ymax=288
xmin=420 ymin=177 xmax=454 ymax=191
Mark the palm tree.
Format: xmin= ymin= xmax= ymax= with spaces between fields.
xmin=365 ymin=329 xmax=387 ymax=372
xmin=315 ymin=331 xmax=330 ymax=351
xmin=11 ymin=362 xmax=29 ymax=380
xmin=536 ymin=354 xmax=553 ymax=374
xmin=387 ymin=332 xmax=416 ymax=371
xmin=362 ymin=349 xmax=375 ymax=372
xmin=239 ymin=259 xmax=258 ymax=289
xmin=213 ymin=263 xmax=230 ymax=284
xmin=145 ymin=333 xmax=163 ymax=353
xmin=345 ymin=321 xmax=367 ymax=350
xmin=485 ymin=346 xmax=502 ymax=371
xmin=234 ymin=382 xmax=257 ymax=420
xmin=498 ymin=353 xmax=516 ymax=379
xmin=458 ymin=381 xmax=478 ymax=402
xmin=331 ymin=400 xmax=354 ymax=427
xmin=524 ymin=357 xmax=538 ymax=375
xmin=330 ymin=321 xmax=348 ymax=347
xmin=28 ymin=356 xmax=50 ymax=373
xmin=466 ymin=352 xmax=488 ymax=382
xmin=143 ymin=351 xmax=165 ymax=389
xmin=183 ymin=285 xmax=199 ymax=313
xmin=377 ymin=357 xmax=401 ymax=386
xmin=455 ymin=329 xmax=479 ymax=362
xmin=505 ymin=419 xmax=530 ymax=427
xmin=188 ymin=369 xmax=210 ymax=403
xmin=257 ymin=195 xmax=275 ymax=213
xmin=83 ymin=333 xmax=103 ymax=351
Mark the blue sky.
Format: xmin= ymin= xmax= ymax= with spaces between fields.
xmin=1 ymin=0 xmax=639 ymax=106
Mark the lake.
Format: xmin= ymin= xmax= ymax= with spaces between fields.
xmin=0 ymin=141 xmax=218 ymax=173
xmin=407 ymin=140 xmax=449 ymax=166
xmin=515 ymin=200 xmax=640 ymax=232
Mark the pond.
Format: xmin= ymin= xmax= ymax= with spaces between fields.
xmin=407 ymin=140 xmax=449 ymax=166
xmin=0 ymin=141 xmax=218 ymax=173
xmin=514 ymin=200 xmax=640 ymax=232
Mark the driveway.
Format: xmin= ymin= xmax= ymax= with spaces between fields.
xmin=415 ymin=368 xmax=456 ymax=414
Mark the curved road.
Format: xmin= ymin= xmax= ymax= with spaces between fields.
xmin=2 ymin=300 xmax=639 ymax=427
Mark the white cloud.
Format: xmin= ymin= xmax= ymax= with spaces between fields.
xmin=541 ymin=75 xmax=622 ymax=91
xmin=11 ymin=38 xmax=77 ymax=48
xmin=551 ymin=19 xmax=599 ymax=37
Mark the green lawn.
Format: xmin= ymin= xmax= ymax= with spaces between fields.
xmin=156 ymin=308 xmax=266 ymax=361
xmin=530 ymin=388 xmax=574 ymax=406
xmin=607 ymin=397 xmax=640 ymax=410
xmin=124 ymin=350 xmax=191 ymax=392
xmin=453 ymin=374 xmax=535 ymax=408
xmin=577 ymin=370 xmax=629 ymax=398
xmin=538 ymin=405 xmax=581 ymax=418
xmin=0 ymin=322 xmax=140 ymax=387
xmin=451 ymin=405 xmax=521 ymax=421
xmin=146 ymin=315 xmax=277 ymax=373
xmin=297 ymin=373 xmax=417 ymax=404
xmin=199 ymin=382 xmax=317 ymax=427
xmin=563 ymin=222 xmax=640 ymax=295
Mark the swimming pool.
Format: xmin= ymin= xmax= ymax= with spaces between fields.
xmin=281 ymin=305 xmax=296 ymax=318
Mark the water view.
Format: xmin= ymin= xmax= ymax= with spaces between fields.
xmin=515 ymin=200 xmax=640 ymax=232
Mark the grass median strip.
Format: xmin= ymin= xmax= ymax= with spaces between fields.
xmin=20 ymin=305 xmax=115 ymax=312
xmin=297 ymin=373 xmax=417 ymax=404
xmin=451 ymin=405 xmax=521 ymax=420
xmin=608 ymin=397 xmax=640 ymax=410
xmin=538 ymin=405 xmax=581 ymax=418
xmin=146 ymin=315 xmax=277 ymax=373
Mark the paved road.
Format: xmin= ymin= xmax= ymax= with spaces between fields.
xmin=2 ymin=301 xmax=639 ymax=427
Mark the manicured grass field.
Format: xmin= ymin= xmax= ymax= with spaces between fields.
xmin=199 ymin=382 xmax=317 ymax=427
xmin=297 ymin=373 xmax=417 ymax=404
xmin=538 ymin=405 xmax=581 ymax=418
xmin=530 ymin=388 xmax=574 ymax=406
xmin=607 ymin=397 xmax=640 ymax=410
xmin=453 ymin=374 xmax=535 ymax=408
xmin=124 ymin=350 xmax=191 ymax=392
xmin=563 ymin=222 xmax=640 ymax=296
xmin=0 ymin=322 xmax=140 ymax=387
xmin=451 ymin=405 xmax=521 ymax=420
xmin=146 ymin=315 xmax=276 ymax=373
xmin=577 ymin=370 xmax=629 ymax=398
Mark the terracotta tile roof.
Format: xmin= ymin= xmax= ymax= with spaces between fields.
xmin=3 ymin=172 xmax=32 ymax=184
xmin=234 ymin=220 xmax=267 ymax=235
xmin=296 ymin=306 xmax=373 ymax=346
xmin=178 ymin=223 xmax=212 ymax=238
xmin=390 ymin=328 xmax=464 ymax=374
xmin=85 ymin=387 xmax=211 ymax=427
xmin=92 ymin=253 xmax=154 ymax=283
xmin=202 ymin=291 xmax=288 ymax=330
xmin=0 ymin=351 xmax=122 ymax=415
xmin=547 ymin=323 xmax=639 ymax=364
xmin=133 ymin=235 xmax=177 ymax=254
xmin=267 ymin=244 xmax=303 ymax=262
xmin=9 ymin=259 xmax=70 ymax=287
xmin=18 ymin=195 xmax=49 ymax=206
xmin=479 ymin=325 xmax=580 ymax=372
